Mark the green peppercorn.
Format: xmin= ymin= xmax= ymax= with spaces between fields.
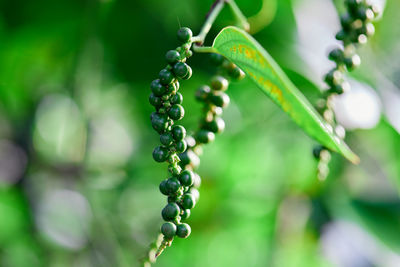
xmin=203 ymin=117 xmax=225 ymax=133
xmin=195 ymin=130 xmax=215 ymax=144
xmin=171 ymin=92 xmax=183 ymax=105
xmin=192 ymin=172 xmax=201 ymax=188
xmin=168 ymin=104 xmax=185 ymax=120
xmin=159 ymin=179 xmax=169 ymax=195
xmin=176 ymin=223 xmax=191 ymax=238
xmin=166 ymin=50 xmax=181 ymax=65
xmin=166 ymin=177 xmax=181 ymax=194
xmin=160 ymin=132 xmax=174 ymax=146
xmin=356 ymin=7 xmax=374 ymax=21
xmin=151 ymin=113 xmax=168 ymax=133
xmin=324 ymin=69 xmax=343 ymax=86
xmin=190 ymin=188 xmax=200 ymax=202
xmin=335 ymin=30 xmax=347 ymax=41
xmin=357 ymin=22 xmax=375 ymax=36
xmin=161 ymin=222 xmax=176 ymax=239
xmin=222 ymin=60 xmax=236 ymax=73
xmin=210 ymin=53 xmax=224 ymax=66
xmin=228 ymin=67 xmax=245 ymax=80
xmin=179 ymin=149 xmax=200 ymax=169
xmin=171 ymin=125 xmax=186 ymax=141
xmin=153 ymin=146 xmax=169 ymax=162
xmin=179 ymin=170 xmax=194 ymax=187
xmin=210 ymin=92 xmax=230 ymax=108
xmin=340 ymin=14 xmax=353 ymax=31
xmin=177 ymin=27 xmax=192 ymax=43
xmin=328 ymin=48 xmax=344 ymax=62
xmin=166 ymin=81 xmax=179 ymax=94
xmin=162 ymin=202 xmax=180 ymax=221
xmin=344 ymin=54 xmax=361 ymax=70
xmin=182 ymin=193 xmax=195 ymax=209
xmin=356 ymin=33 xmax=368 ymax=44
xmin=195 ymin=85 xmax=211 ymax=102
xmin=182 ymin=65 xmax=192 ymax=80
xmin=159 ymin=68 xmax=175 ymax=85
xmin=149 ymin=93 xmax=162 ymax=107
xmin=185 ymin=136 xmax=196 ymax=148
xmin=313 ymin=145 xmax=324 ymax=159
xmin=173 ymin=62 xmax=190 ymax=79
xmin=181 ymin=209 xmax=191 ymax=220
xmin=331 ymin=81 xmax=350 ymax=94
xmin=211 ymin=76 xmax=229 ymax=91
xmin=150 ymin=79 xmax=166 ymax=96
xmin=175 ymin=139 xmax=187 ymax=153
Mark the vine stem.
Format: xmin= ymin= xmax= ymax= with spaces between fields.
xmin=192 ymin=0 xmax=249 ymax=45
xmin=191 ymin=0 xmax=225 ymax=44
xmin=226 ymin=0 xmax=250 ymax=32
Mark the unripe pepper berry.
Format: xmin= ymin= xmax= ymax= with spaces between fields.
xmin=166 ymin=177 xmax=181 ymax=194
xmin=176 ymin=223 xmax=191 ymax=238
xmin=151 ymin=113 xmax=168 ymax=133
xmin=324 ymin=69 xmax=343 ymax=86
xmin=195 ymin=130 xmax=215 ymax=144
xmin=161 ymin=222 xmax=176 ymax=239
xmin=192 ymin=172 xmax=201 ymax=188
xmin=179 ymin=170 xmax=194 ymax=187
xmin=165 ymin=50 xmax=181 ymax=65
xmin=153 ymin=146 xmax=169 ymax=162
xmin=228 ymin=67 xmax=245 ymax=80
xmin=177 ymin=27 xmax=192 ymax=43
xmin=179 ymin=149 xmax=200 ymax=169
xmin=151 ymin=79 xmax=166 ymax=96
xmin=159 ymin=179 xmax=169 ymax=195
xmin=203 ymin=117 xmax=225 ymax=133
xmin=162 ymin=202 xmax=180 ymax=221
xmin=175 ymin=139 xmax=187 ymax=153
xmin=211 ymin=76 xmax=229 ymax=91
xmin=182 ymin=193 xmax=195 ymax=209
xmin=180 ymin=209 xmax=191 ymax=220
xmin=328 ymin=48 xmax=344 ymax=62
xmin=173 ymin=62 xmax=190 ymax=79
xmin=171 ymin=125 xmax=186 ymax=141
xmin=160 ymin=132 xmax=174 ymax=146
xmin=356 ymin=7 xmax=374 ymax=21
xmin=159 ymin=68 xmax=175 ymax=85
xmin=170 ymin=92 xmax=183 ymax=105
xmin=168 ymin=104 xmax=185 ymax=120
xmin=190 ymin=188 xmax=200 ymax=202
xmin=344 ymin=54 xmax=361 ymax=71
xmin=210 ymin=53 xmax=224 ymax=66
xmin=210 ymin=92 xmax=230 ymax=108
xmin=195 ymin=85 xmax=211 ymax=102
xmin=149 ymin=93 xmax=162 ymax=108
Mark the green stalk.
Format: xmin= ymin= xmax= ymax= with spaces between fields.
xmin=226 ymin=0 xmax=250 ymax=32
xmin=192 ymin=0 xmax=225 ymax=44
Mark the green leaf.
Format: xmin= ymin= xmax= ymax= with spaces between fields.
xmin=209 ymin=26 xmax=359 ymax=164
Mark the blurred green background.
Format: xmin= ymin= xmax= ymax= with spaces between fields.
xmin=0 ymin=0 xmax=399 ymax=266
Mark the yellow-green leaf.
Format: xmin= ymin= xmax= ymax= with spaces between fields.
xmin=211 ymin=26 xmax=359 ymax=163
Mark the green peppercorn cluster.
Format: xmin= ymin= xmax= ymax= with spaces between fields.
xmin=313 ymin=0 xmax=378 ymax=178
xmin=148 ymin=27 xmax=194 ymax=240
xmin=148 ymin=28 xmax=246 ymax=259
xmin=159 ymin=53 xmax=245 ymax=241
xmin=179 ymin=53 xmax=245 ymax=185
